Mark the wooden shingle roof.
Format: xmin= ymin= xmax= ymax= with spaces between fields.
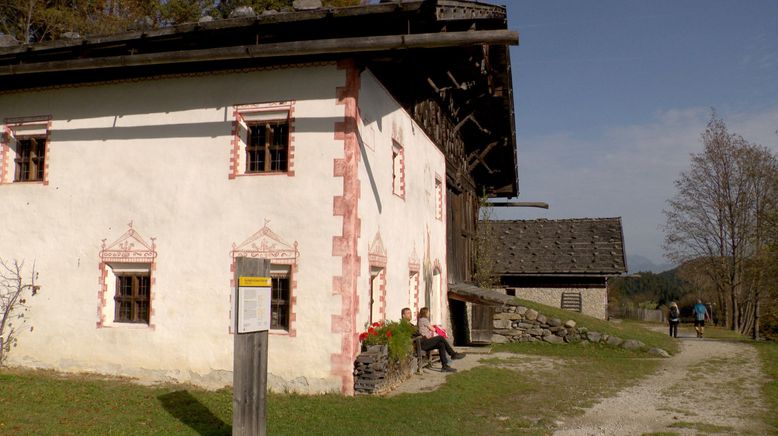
xmin=489 ymin=218 xmax=627 ymax=276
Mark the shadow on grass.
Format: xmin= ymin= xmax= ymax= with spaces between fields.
xmin=158 ymin=390 xmax=231 ymax=435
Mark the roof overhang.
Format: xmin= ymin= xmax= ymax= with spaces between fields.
xmin=448 ymin=282 xmax=516 ymax=306
xmin=0 ymin=0 xmax=519 ymax=197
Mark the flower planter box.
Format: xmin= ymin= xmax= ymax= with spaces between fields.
xmin=353 ymin=345 xmax=414 ymax=394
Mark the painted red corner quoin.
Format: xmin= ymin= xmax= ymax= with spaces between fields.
xmin=331 ymin=60 xmax=362 ymax=395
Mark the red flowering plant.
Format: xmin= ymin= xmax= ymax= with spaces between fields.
xmin=358 ymin=320 xmax=415 ymax=361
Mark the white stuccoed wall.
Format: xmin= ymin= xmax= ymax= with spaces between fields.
xmin=356 ymin=71 xmax=447 ymax=330
xmin=0 ymin=63 xmax=446 ymax=393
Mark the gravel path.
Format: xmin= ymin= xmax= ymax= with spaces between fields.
xmin=554 ymin=327 xmax=769 ymax=435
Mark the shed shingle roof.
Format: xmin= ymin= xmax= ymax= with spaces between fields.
xmin=488 ymin=218 xmax=627 ymax=276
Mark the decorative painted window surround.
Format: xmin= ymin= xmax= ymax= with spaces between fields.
xmin=408 ymin=245 xmax=420 ymax=316
xmin=97 ymin=222 xmax=157 ymax=329
xmin=435 ymin=175 xmax=444 ymax=220
xmin=391 ymin=140 xmax=405 ymax=199
xmin=368 ymin=231 xmax=387 ymax=322
xmin=1 ymin=115 xmax=52 ymax=185
xmin=231 ymin=220 xmax=299 ymax=336
xmin=230 ymin=101 xmax=296 ymax=179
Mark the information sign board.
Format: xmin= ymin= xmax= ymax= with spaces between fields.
xmin=236 ymin=276 xmax=272 ymax=333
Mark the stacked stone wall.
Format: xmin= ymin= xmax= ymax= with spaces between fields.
xmin=491 ymin=305 xmax=670 ymax=358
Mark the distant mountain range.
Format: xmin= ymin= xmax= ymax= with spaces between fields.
xmin=626 ymin=255 xmax=675 ymax=274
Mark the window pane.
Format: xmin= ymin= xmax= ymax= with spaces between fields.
xmin=246 ymin=124 xmax=265 ymax=173
xmin=271 ymin=276 xmax=290 ymax=329
xmin=120 ymin=302 xmax=132 ymax=321
xmin=138 ymin=276 xmax=149 ymax=299
xmin=119 ymin=276 xmax=133 ymax=297
xmin=136 ymin=301 xmax=149 ymax=322
xmin=14 ymin=139 xmax=31 ymax=182
xmin=33 ymin=139 xmax=44 ymax=180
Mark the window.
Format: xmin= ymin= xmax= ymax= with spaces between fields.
xmin=231 ymin=102 xmax=295 ymax=178
xmin=409 ymin=271 xmax=420 ymax=316
xmin=270 ymin=274 xmax=290 ymax=330
xmin=268 ymin=265 xmax=292 ymax=330
xmin=114 ymin=273 xmax=151 ymax=324
xmin=435 ymin=176 xmax=443 ymax=220
xmin=2 ymin=116 xmax=51 ymax=185
xmin=369 ymin=267 xmax=385 ymax=324
xmin=14 ymin=137 xmax=46 ymax=182
xmin=392 ymin=141 xmax=405 ymax=197
xmin=246 ymin=121 xmax=289 ymax=173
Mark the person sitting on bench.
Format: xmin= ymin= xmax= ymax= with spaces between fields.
xmin=417 ymin=307 xmax=464 ymax=372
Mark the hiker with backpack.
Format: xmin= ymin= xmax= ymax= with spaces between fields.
xmin=693 ymin=299 xmax=710 ymax=338
xmin=668 ymin=302 xmax=680 ymax=338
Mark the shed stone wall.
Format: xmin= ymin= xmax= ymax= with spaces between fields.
xmin=507 ymin=287 xmax=608 ymax=320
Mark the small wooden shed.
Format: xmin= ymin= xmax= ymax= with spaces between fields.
xmin=489 ymin=218 xmax=627 ymax=320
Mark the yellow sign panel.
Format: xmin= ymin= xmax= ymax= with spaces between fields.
xmin=239 ymin=276 xmax=272 ymax=287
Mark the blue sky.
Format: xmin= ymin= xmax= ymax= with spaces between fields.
xmin=499 ymin=0 xmax=778 ymax=266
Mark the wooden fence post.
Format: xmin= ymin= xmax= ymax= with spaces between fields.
xmin=233 ymin=257 xmax=270 ymax=436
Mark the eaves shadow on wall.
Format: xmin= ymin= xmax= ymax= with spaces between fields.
xmin=48 ymin=116 xmax=346 ymax=142
xmin=356 ymin=123 xmax=381 ymax=213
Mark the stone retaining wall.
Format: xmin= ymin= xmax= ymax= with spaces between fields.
xmin=491 ymin=305 xmax=670 ymax=357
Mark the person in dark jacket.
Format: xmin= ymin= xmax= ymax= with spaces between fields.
xmin=668 ymin=302 xmax=680 ymax=338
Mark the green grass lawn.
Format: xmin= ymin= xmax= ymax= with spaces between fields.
xmin=0 ymin=346 xmax=663 ymax=435
xmin=0 ymin=301 xmax=685 ymax=435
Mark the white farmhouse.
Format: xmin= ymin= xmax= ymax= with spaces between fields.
xmin=0 ymin=1 xmax=518 ymax=395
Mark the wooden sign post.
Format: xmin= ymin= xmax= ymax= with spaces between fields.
xmin=233 ymin=257 xmax=271 ymax=436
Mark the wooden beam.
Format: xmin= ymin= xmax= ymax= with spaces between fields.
xmin=0 ymin=29 xmax=519 ymax=76
xmin=467 ymin=140 xmax=499 ymax=172
xmin=488 ymin=201 xmax=549 ymax=209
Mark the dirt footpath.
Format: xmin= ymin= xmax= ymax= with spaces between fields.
xmin=554 ymin=328 xmax=769 ymax=435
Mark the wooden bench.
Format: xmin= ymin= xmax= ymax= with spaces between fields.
xmin=412 ymin=336 xmax=436 ymax=373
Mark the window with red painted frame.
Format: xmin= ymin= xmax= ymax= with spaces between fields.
xmin=2 ymin=117 xmax=51 ymax=184
xmin=232 ymin=102 xmax=294 ymax=177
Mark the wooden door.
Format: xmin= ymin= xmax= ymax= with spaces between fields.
xmin=471 ymin=304 xmax=494 ymax=344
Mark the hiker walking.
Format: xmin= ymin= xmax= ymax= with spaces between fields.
xmin=692 ymin=299 xmax=710 ymax=338
xmin=668 ymin=302 xmax=680 ymax=338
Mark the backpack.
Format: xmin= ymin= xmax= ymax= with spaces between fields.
xmin=669 ymin=306 xmax=680 ymax=321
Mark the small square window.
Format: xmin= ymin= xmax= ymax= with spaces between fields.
xmin=2 ymin=117 xmax=50 ymax=184
xmin=231 ymin=102 xmax=295 ymax=178
xmin=113 ymin=272 xmax=151 ymax=324
xmin=246 ymin=121 xmax=289 ymax=173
